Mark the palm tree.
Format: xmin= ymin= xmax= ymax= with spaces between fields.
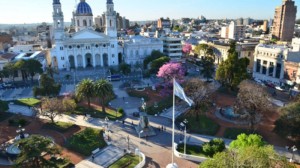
xmin=94 ymin=79 xmax=114 ymax=113
xmin=75 ymin=79 xmax=94 ymax=109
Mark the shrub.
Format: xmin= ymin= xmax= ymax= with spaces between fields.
xmin=202 ymin=138 xmax=225 ymax=157
xmin=18 ymin=119 xmax=27 ymax=127
xmin=117 ymin=108 xmax=124 ymax=114
xmin=8 ymin=119 xmax=15 ymax=126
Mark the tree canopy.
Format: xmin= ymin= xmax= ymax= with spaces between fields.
xmin=118 ymin=63 xmax=131 ymax=75
xmin=235 ymin=80 xmax=271 ymax=130
xmin=274 ymin=101 xmax=300 ymax=139
xmin=157 ymin=62 xmax=185 ymax=95
xmin=94 ymin=79 xmax=114 ymax=113
xmin=201 ymin=56 xmax=215 ymax=81
xmin=15 ymin=135 xmax=61 ymax=168
xmin=200 ymin=133 xmax=294 ymax=168
xmin=143 ymin=50 xmax=164 ymax=69
xmin=215 ymin=42 xmax=249 ymax=90
xmin=0 ymin=100 xmax=8 ymax=112
xmin=150 ymin=56 xmax=170 ymax=74
xmin=75 ymin=79 xmax=94 ymax=109
xmin=33 ymin=74 xmax=61 ymax=97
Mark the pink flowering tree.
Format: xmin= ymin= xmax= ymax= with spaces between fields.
xmin=157 ymin=62 xmax=186 ymax=95
xmin=182 ymin=43 xmax=192 ymax=56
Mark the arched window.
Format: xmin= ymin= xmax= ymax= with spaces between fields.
xmin=77 ymin=20 xmax=80 ymax=26
xmin=89 ymin=20 xmax=92 ymax=26
xmin=110 ymin=20 xmax=112 ymax=27
xmin=83 ymin=20 xmax=87 ymax=26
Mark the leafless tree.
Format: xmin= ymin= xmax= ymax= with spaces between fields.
xmin=235 ymin=80 xmax=272 ymax=130
xmin=184 ymin=78 xmax=214 ymax=120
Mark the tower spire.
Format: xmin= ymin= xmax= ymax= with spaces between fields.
xmin=53 ymin=0 xmax=61 ymax=4
xmin=107 ymin=0 xmax=113 ymax=4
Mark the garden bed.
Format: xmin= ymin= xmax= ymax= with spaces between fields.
xmin=66 ymin=128 xmax=107 ymax=156
xmin=177 ymin=114 xmax=220 ymax=136
xmin=42 ymin=121 xmax=78 ymax=133
xmin=108 ymin=154 xmax=140 ymax=168
xmin=12 ymin=98 xmax=41 ymax=107
xmin=68 ymin=106 xmax=123 ymax=120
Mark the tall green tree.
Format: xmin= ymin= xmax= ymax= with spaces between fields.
xmin=215 ymin=42 xmax=249 ymax=90
xmin=201 ymin=56 xmax=215 ymax=81
xmin=150 ymin=56 xmax=170 ymax=74
xmin=75 ymin=79 xmax=94 ymax=109
xmin=274 ymin=101 xmax=300 ymax=139
xmin=33 ymin=74 xmax=61 ymax=97
xmin=3 ymin=62 xmax=17 ymax=82
xmin=229 ymin=133 xmax=265 ymax=149
xmin=14 ymin=60 xmax=28 ymax=82
xmin=26 ymin=59 xmax=43 ymax=82
xmin=94 ymin=79 xmax=114 ymax=113
xmin=143 ymin=50 xmax=164 ymax=69
xmin=15 ymin=135 xmax=61 ymax=168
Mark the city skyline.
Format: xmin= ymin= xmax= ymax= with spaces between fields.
xmin=0 ymin=0 xmax=299 ymax=24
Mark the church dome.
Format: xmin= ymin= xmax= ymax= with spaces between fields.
xmin=76 ymin=0 xmax=93 ymax=16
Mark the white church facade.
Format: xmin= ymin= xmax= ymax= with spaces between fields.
xmin=51 ymin=0 xmax=120 ymax=70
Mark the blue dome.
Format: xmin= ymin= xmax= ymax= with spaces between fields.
xmin=76 ymin=0 xmax=93 ymax=16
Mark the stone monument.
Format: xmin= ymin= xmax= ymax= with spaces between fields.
xmin=135 ymin=112 xmax=156 ymax=137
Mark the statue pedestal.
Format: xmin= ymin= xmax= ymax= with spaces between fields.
xmin=135 ymin=112 xmax=156 ymax=137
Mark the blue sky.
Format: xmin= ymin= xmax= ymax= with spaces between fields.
xmin=0 ymin=0 xmax=299 ymax=24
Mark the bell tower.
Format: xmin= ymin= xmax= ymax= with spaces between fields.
xmin=105 ymin=0 xmax=117 ymax=37
xmin=52 ymin=0 xmax=64 ymax=41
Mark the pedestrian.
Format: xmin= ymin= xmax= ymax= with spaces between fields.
xmin=131 ymin=121 xmax=134 ymax=126
xmin=164 ymin=126 xmax=166 ymax=131
xmin=161 ymin=125 xmax=163 ymax=131
xmin=122 ymin=120 xmax=125 ymax=125
xmin=92 ymin=154 xmax=95 ymax=161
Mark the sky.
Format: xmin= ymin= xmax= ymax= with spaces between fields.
xmin=0 ymin=0 xmax=299 ymax=24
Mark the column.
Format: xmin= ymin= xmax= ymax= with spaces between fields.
xmin=83 ymin=54 xmax=86 ymax=68
xmin=93 ymin=54 xmax=96 ymax=67
xmin=74 ymin=55 xmax=78 ymax=68
xmin=273 ymin=63 xmax=276 ymax=78
xmin=266 ymin=61 xmax=269 ymax=76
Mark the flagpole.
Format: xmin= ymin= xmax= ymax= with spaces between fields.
xmin=172 ymin=78 xmax=175 ymax=165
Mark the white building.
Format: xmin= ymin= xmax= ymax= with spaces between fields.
xmin=123 ymin=36 xmax=163 ymax=65
xmin=161 ymin=36 xmax=183 ymax=60
xmin=50 ymin=0 xmax=119 ymax=70
xmin=253 ymin=38 xmax=300 ymax=86
xmin=228 ymin=21 xmax=245 ymax=40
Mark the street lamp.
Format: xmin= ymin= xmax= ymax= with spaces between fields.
xmin=291 ymin=145 xmax=298 ymax=162
xmin=127 ymin=135 xmax=130 ymax=151
xmin=16 ymin=125 xmax=25 ymax=139
xmin=180 ymin=119 xmax=188 ymax=155
xmin=105 ymin=117 xmax=110 ymax=141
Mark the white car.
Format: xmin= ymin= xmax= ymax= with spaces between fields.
xmin=275 ymin=86 xmax=285 ymax=91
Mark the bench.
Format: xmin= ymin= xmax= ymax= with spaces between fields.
xmin=92 ymin=148 xmax=100 ymax=155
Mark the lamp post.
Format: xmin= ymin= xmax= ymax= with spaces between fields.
xmin=291 ymin=145 xmax=298 ymax=162
xmin=180 ymin=119 xmax=188 ymax=155
xmin=16 ymin=125 xmax=25 ymax=139
xmin=105 ymin=117 xmax=109 ymax=141
xmin=127 ymin=135 xmax=130 ymax=151
xmin=138 ymin=130 xmax=143 ymax=163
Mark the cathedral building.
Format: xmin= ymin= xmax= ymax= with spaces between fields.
xmin=51 ymin=0 xmax=121 ymax=70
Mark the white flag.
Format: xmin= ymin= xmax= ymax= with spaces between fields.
xmin=174 ymin=80 xmax=194 ymax=106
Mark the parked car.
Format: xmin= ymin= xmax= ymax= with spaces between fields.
xmin=275 ymin=86 xmax=286 ymax=92
xmin=132 ymin=112 xmax=140 ymax=118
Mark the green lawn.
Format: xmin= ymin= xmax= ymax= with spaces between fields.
xmin=177 ymin=114 xmax=220 ymax=136
xmin=177 ymin=144 xmax=206 ymax=157
xmin=66 ymin=128 xmax=107 ymax=156
xmin=69 ymin=106 xmax=123 ymax=120
xmin=13 ymin=98 xmax=41 ymax=107
xmin=146 ymin=96 xmax=172 ymax=115
xmin=223 ymin=128 xmax=253 ymax=139
xmin=42 ymin=121 xmax=76 ymax=133
xmin=108 ymin=154 xmax=140 ymax=168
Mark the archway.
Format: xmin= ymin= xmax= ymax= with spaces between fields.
xmin=118 ymin=53 xmax=123 ymax=64
xmin=77 ymin=55 xmax=83 ymax=68
xmin=85 ymin=53 xmax=93 ymax=67
xmin=103 ymin=53 xmax=108 ymax=67
xmin=68 ymin=55 xmax=75 ymax=69
xmin=95 ymin=54 xmax=101 ymax=67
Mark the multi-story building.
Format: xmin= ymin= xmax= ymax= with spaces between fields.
xmin=228 ymin=21 xmax=245 ymax=40
xmin=262 ymin=20 xmax=269 ymax=32
xmin=161 ymin=36 xmax=182 ymax=60
xmin=253 ymin=38 xmax=300 ymax=86
xmin=95 ymin=13 xmax=129 ymax=31
xmin=272 ymin=0 xmax=297 ymax=41
xmin=157 ymin=18 xmax=171 ymax=29
xmin=220 ymin=27 xmax=229 ymax=39
xmin=122 ymin=35 xmax=163 ymax=65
